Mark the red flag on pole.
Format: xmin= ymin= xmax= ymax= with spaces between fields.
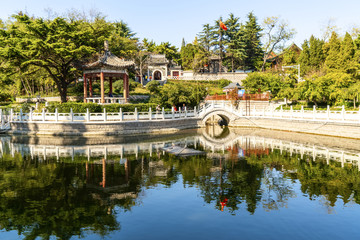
xmin=220 ymin=21 xmax=227 ymax=31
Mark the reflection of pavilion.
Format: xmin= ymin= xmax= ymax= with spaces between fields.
xmin=83 ymin=41 xmax=135 ymax=104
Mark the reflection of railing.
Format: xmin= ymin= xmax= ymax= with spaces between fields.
xmin=2 ymin=133 xmax=360 ymax=171
xmin=205 ymin=93 xmax=270 ymax=101
xmin=0 ymin=136 xmax=198 ymax=161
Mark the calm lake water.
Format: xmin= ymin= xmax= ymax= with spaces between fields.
xmin=1 ymin=127 xmax=360 ymax=240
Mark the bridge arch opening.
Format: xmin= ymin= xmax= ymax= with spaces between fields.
xmin=205 ymin=114 xmax=230 ymax=126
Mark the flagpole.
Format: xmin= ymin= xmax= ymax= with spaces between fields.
xmin=219 ymin=17 xmax=223 ymax=73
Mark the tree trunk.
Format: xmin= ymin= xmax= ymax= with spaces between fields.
xmin=59 ymin=83 xmax=68 ymax=103
xmin=354 ymin=97 xmax=356 ymax=109
xmin=140 ymin=62 xmax=143 ymax=87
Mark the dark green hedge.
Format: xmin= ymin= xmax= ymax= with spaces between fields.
xmin=45 ymin=102 xmax=159 ymax=113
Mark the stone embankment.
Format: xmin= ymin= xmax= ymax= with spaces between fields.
xmin=229 ymin=117 xmax=360 ymax=139
xmin=10 ymin=118 xmax=201 ymax=136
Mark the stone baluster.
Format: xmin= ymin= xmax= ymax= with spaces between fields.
xmin=10 ymin=109 xmax=13 ymax=122
xmin=20 ymin=109 xmax=23 ymax=122
xmin=162 ymin=107 xmax=165 ymax=120
xmin=312 ymin=106 xmax=316 ymax=120
xmin=194 ymin=106 xmax=197 ymax=117
xmin=341 ymin=105 xmax=345 ymax=121
xmin=55 ymin=108 xmax=59 ymax=122
xmin=135 ymin=108 xmax=139 ymax=121
xmin=149 ymin=107 xmax=152 ymax=120
xmin=0 ymin=109 xmax=3 ymax=129
xmin=42 ymin=108 xmax=46 ymax=122
xmin=120 ymin=108 xmax=123 ymax=121
xmin=70 ymin=108 xmax=73 ymax=122
xmin=86 ymin=108 xmax=90 ymax=122
xmin=301 ymin=106 xmax=304 ymax=119
xmin=290 ymin=106 xmax=293 ymax=119
xmin=103 ymin=108 xmax=107 ymax=122
xmin=327 ymin=105 xmax=330 ymax=121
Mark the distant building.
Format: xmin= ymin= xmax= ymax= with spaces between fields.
xmin=145 ymin=54 xmax=183 ymax=81
xmin=266 ymin=43 xmax=302 ymax=70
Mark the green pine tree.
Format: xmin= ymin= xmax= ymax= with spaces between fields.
xmin=243 ymin=12 xmax=263 ymax=70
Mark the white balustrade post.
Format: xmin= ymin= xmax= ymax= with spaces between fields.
xmin=172 ymin=106 xmax=175 ymax=119
xmin=194 ymin=106 xmax=197 ymax=117
xmin=290 ymin=106 xmax=293 ymax=119
xmin=185 ymin=106 xmax=187 ymax=118
xmin=0 ymin=109 xmax=3 ymax=129
xmin=27 ymin=108 xmax=31 ymax=122
xmin=86 ymin=108 xmax=89 ymax=122
xmin=149 ymin=107 xmax=152 ymax=120
xmin=19 ymin=109 xmax=23 ymax=121
xmin=55 ymin=108 xmax=59 ymax=122
xmin=301 ymin=106 xmax=304 ymax=119
xmin=327 ymin=105 xmax=330 ymax=121
xmin=162 ymin=107 xmax=165 ymax=120
xmin=313 ymin=105 xmax=316 ymax=120
xmin=341 ymin=105 xmax=345 ymax=121
xmin=135 ymin=108 xmax=139 ymax=121
xmin=280 ymin=106 xmax=283 ymax=118
xmin=120 ymin=108 xmax=123 ymax=121
xmin=70 ymin=108 xmax=73 ymax=122
xmin=42 ymin=108 xmax=46 ymax=122
xmin=10 ymin=109 xmax=13 ymax=122
xmin=104 ymin=108 xmax=107 ymax=122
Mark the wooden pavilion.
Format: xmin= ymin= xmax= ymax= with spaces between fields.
xmin=83 ymin=41 xmax=135 ymax=104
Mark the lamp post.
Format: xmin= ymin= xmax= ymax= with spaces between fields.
xmin=282 ymin=64 xmax=302 ymax=82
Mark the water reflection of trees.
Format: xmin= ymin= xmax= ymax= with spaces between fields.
xmin=0 ymin=153 xmax=140 ymax=239
xmin=1 ymin=140 xmax=360 ymax=239
xmin=161 ymin=147 xmax=360 ymax=214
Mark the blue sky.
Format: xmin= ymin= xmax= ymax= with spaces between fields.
xmin=1 ymin=0 xmax=360 ymax=49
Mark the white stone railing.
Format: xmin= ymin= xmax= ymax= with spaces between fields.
xmin=198 ymin=101 xmax=360 ymax=124
xmin=86 ymin=97 xmax=127 ymax=104
xmin=7 ymin=107 xmax=198 ymax=123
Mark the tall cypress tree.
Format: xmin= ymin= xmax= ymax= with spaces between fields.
xmin=308 ymin=35 xmax=325 ymax=69
xmin=224 ymin=13 xmax=246 ymax=71
xmin=243 ymin=12 xmax=263 ymax=70
xmin=197 ymin=24 xmax=216 ymax=52
xmin=298 ymin=40 xmax=311 ymax=74
xmin=340 ymin=32 xmax=358 ymax=74
xmin=325 ymin=32 xmax=341 ymax=71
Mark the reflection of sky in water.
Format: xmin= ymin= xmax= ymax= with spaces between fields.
xmin=0 ymin=128 xmax=360 ymax=239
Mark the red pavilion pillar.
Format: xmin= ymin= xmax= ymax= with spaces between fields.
xmin=109 ymin=77 xmax=113 ymax=96
xmin=89 ymin=78 xmax=93 ymax=97
xmin=100 ymin=72 xmax=105 ymax=104
xmin=123 ymin=74 xmax=129 ymax=103
xmin=83 ymin=74 xmax=87 ymax=103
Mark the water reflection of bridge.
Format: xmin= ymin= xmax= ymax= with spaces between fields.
xmin=1 ymin=130 xmax=359 ymax=170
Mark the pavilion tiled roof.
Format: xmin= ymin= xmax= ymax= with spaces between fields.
xmin=84 ymin=41 xmax=135 ymax=70
xmin=147 ymin=54 xmax=169 ymax=65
